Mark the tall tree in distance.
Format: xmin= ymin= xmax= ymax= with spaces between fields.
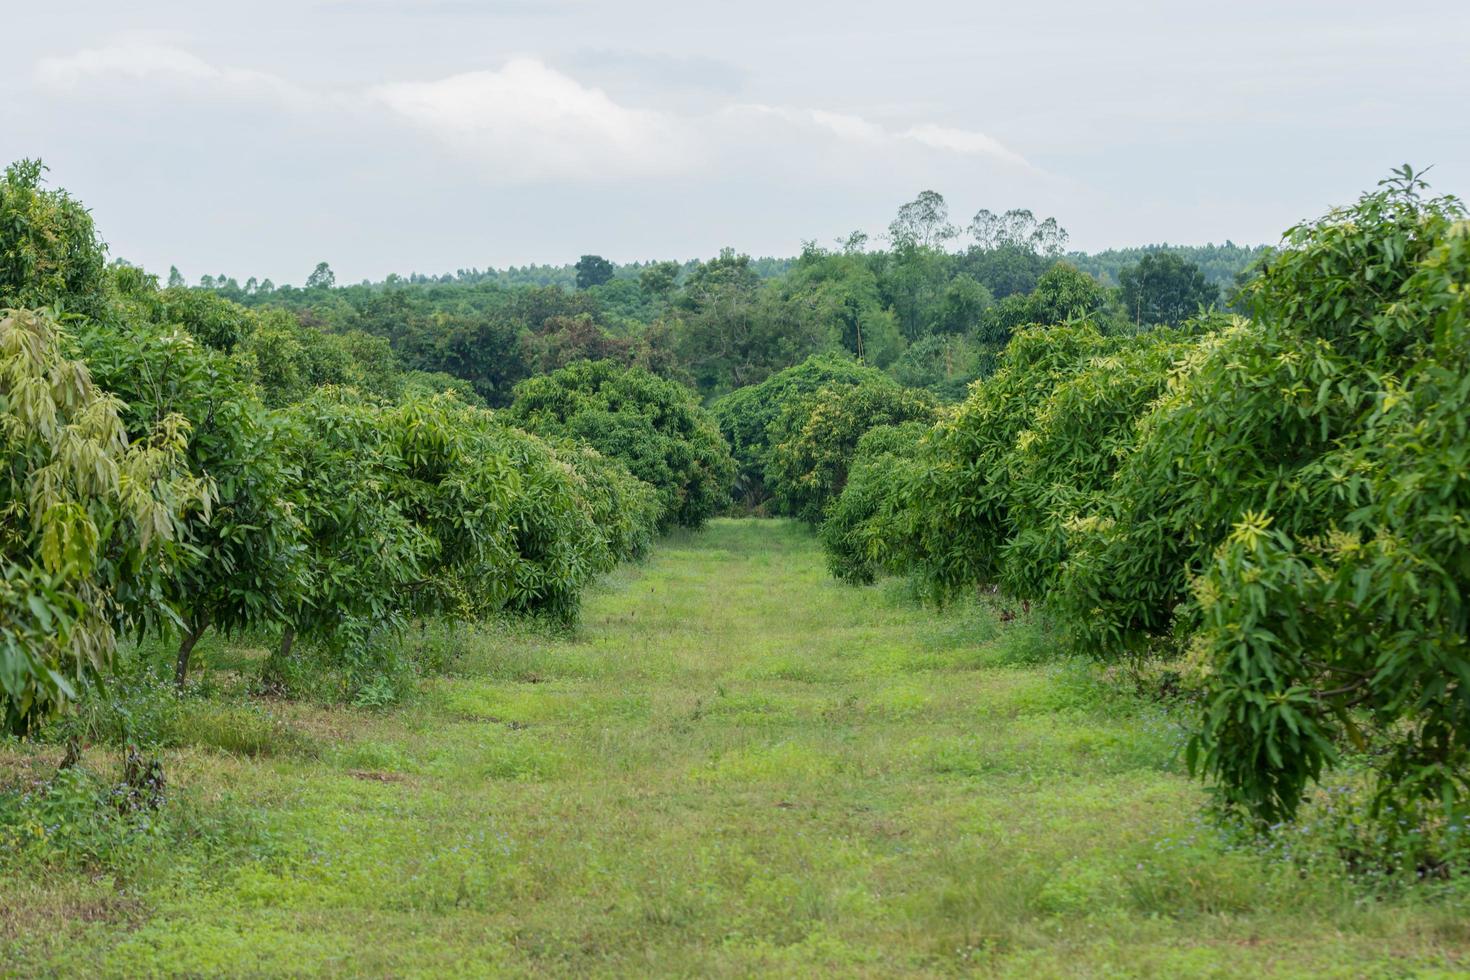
xmin=306 ymin=261 xmax=336 ymax=289
xmin=888 ymin=191 xmax=957 ymax=249
xmin=1118 ymin=251 xmax=1219 ymax=326
xmin=968 ymin=208 xmax=1069 ymax=256
xmin=637 ymin=260 xmax=680 ymax=298
xmin=575 ymin=254 xmax=615 ymax=289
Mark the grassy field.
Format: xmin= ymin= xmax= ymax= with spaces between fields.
xmin=3 ymin=519 xmax=1468 ymax=976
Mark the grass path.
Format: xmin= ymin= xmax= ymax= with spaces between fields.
xmin=5 ymin=519 xmax=1468 ymax=976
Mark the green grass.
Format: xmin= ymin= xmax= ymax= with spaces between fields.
xmin=3 ymin=519 xmax=1468 ymax=976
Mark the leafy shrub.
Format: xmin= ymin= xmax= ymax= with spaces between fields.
xmin=1055 ymin=171 xmax=1465 ymax=665
xmin=882 ymin=322 xmax=1115 ymax=600
xmin=509 ymin=359 xmax=733 ymax=530
xmin=0 ymin=159 xmax=109 ymax=318
xmin=482 ymin=421 xmax=605 ymax=622
xmin=886 ymin=333 xmax=999 ymax=402
xmin=1183 ymin=175 xmax=1470 ymax=828
xmin=158 ymin=287 xmax=254 ymax=353
xmin=978 ymin=263 xmax=1118 ymax=344
xmin=765 ymin=378 xmax=936 ymax=525
xmin=552 ymin=439 xmax=661 ymax=567
xmin=76 ymin=319 xmax=304 ymax=687
xmin=997 ymin=327 xmax=1199 ymax=599
xmin=274 ymin=388 xmax=432 ymax=670
xmin=710 ymin=354 xmax=888 ymax=507
xmin=0 ymin=765 xmax=162 ymax=871
xmin=819 ymin=422 xmax=929 ymax=584
xmin=0 ymin=309 xmax=198 ymax=732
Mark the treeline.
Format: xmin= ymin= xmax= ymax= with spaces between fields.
xmin=1066 ymin=241 xmax=1268 ymax=288
xmin=0 ymin=158 xmax=732 ymax=732
xmin=733 ymin=168 xmax=1470 ymax=871
xmin=170 ymin=197 xmax=1252 ymax=407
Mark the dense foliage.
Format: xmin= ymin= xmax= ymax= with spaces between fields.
xmin=75 ymin=317 xmax=304 ymax=687
xmin=0 ymin=160 xmax=109 ymax=318
xmin=509 ymin=359 xmax=733 ymax=530
xmin=163 ymin=190 xmax=1246 ymax=414
xmin=765 ymin=378 xmax=937 ymax=525
xmin=1118 ymin=251 xmax=1220 ymax=327
xmin=9 ymin=152 xmax=1464 ymax=885
xmin=819 ymin=422 xmax=928 ymax=585
xmin=0 ymin=309 xmax=198 ymax=731
xmin=819 ymin=168 xmax=1470 ymax=856
xmin=711 ymin=354 xmax=890 ymax=508
xmin=0 ymin=161 xmax=676 ymax=724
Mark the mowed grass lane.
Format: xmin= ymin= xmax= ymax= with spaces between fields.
xmin=5 ymin=519 xmax=1468 ymax=976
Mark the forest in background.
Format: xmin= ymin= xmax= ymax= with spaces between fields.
xmin=159 ymin=192 xmax=1260 ymax=406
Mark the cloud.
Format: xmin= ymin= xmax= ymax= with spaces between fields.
xmin=567 ymin=49 xmax=749 ymax=95
xmin=730 ymin=103 xmax=1030 ymax=169
xmin=803 ymin=109 xmax=887 ymax=143
xmin=899 ymin=123 xmax=1032 ymax=169
xmin=35 ymin=40 xmax=316 ymax=108
xmin=368 ymin=58 xmax=691 ymax=179
xmin=32 ymin=42 xmax=1032 ymax=182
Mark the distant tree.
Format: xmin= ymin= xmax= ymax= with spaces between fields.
xmin=1026 ymin=263 xmax=1113 ymax=325
xmin=306 ymin=261 xmax=336 ymax=289
xmin=710 ymin=354 xmax=889 ymax=506
xmin=765 ymin=377 xmax=938 ymax=524
xmin=168 ymin=265 xmax=186 ymax=288
xmin=930 ymin=274 xmax=993 ymax=334
xmin=244 ymin=276 xmax=259 ymax=294
xmin=510 ymin=360 xmax=734 ymax=530
xmin=637 ymin=260 xmax=680 ymax=298
xmin=968 ymin=208 xmax=1068 ymax=256
xmin=889 ymin=190 xmax=957 ymax=249
xmin=979 ymin=263 xmax=1115 ymax=344
xmin=160 ymin=286 xmax=255 ymax=352
xmin=956 ymin=243 xmax=1048 ymax=299
xmin=878 ymin=243 xmax=951 ymax=341
xmin=1030 ymin=217 xmax=1069 ymax=257
xmin=521 ymin=314 xmax=636 ymax=373
xmin=675 ymin=248 xmax=824 ymax=393
xmin=575 ymin=254 xmax=615 ymax=289
xmin=1118 ymin=252 xmax=1219 ymax=326
xmin=838 ymin=230 xmax=870 ymax=254
xmin=780 ymin=247 xmax=901 ymax=365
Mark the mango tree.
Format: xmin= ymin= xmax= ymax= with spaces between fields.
xmin=0 ymin=309 xmax=199 ymax=731
xmin=76 ymin=318 xmax=304 ymax=688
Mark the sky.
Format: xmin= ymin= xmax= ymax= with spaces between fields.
xmin=6 ymin=0 xmax=1468 ymax=285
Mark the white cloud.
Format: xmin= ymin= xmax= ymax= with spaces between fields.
xmin=32 ymin=42 xmax=1031 ymax=182
xmin=368 ymin=58 xmax=691 ymax=179
xmin=730 ymin=103 xmax=1029 ymax=169
xmin=899 ymin=123 xmax=1032 ymax=169
xmin=35 ymin=40 xmax=317 ymax=108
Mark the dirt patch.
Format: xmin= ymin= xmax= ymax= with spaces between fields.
xmin=348 ymin=770 xmax=405 ymax=783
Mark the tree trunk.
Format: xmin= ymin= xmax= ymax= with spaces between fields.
xmin=174 ymin=616 xmax=211 ymax=691
xmin=279 ymin=626 xmax=296 ymax=662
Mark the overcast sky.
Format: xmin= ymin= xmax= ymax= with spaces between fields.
xmin=6 ymin=0 xmax=1467 ymax=285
